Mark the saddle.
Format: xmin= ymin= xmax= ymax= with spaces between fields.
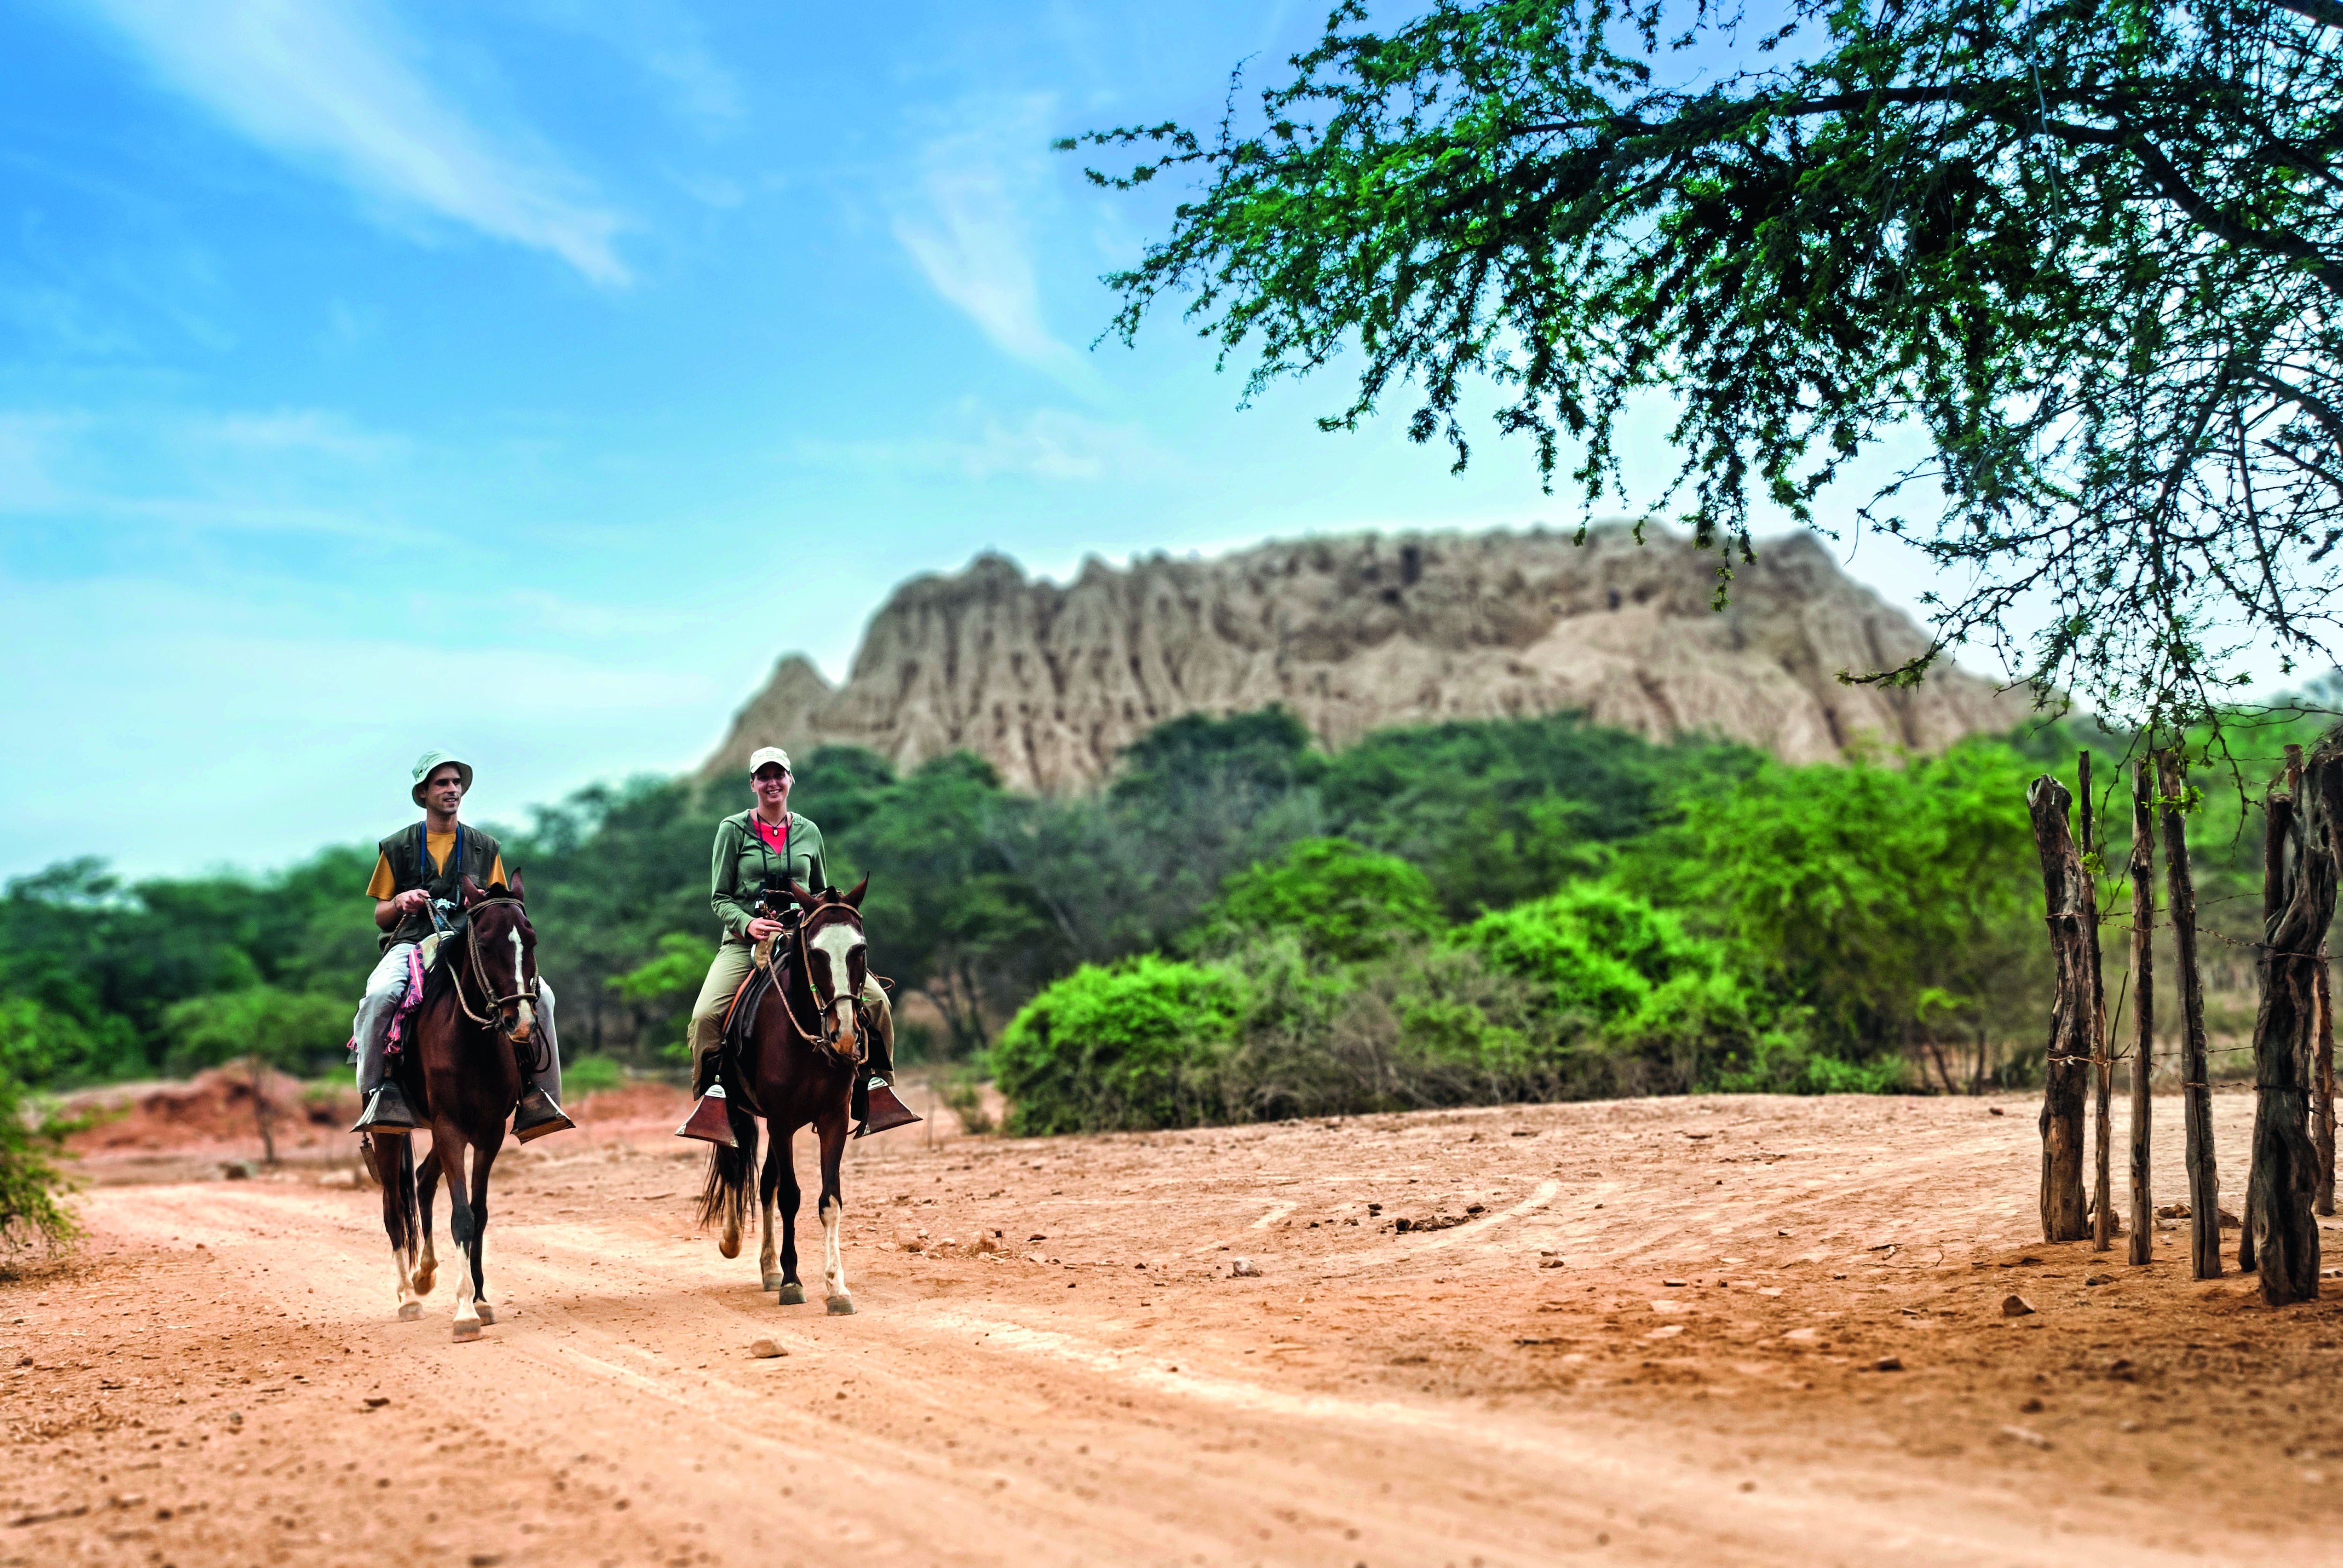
xmin=707 ymin=937 xmax=876 ymax=1119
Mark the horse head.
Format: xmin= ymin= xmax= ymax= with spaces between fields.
xmin=787 ymin=877 xmax=868 ymax=1063
xmin=459 ymin=873 xmax=540 ymax=1045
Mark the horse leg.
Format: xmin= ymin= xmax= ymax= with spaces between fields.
xmin=374 ymin=1134 xmax=422 ymax=1321
xmin=758 ymin=1135 xmax=783 ymax=1292
xmin=774 ymin=1125 xmax=805 ymax=1305
xmin=817 ymin=1112 xmax=853 ymax=1315
xmin=718 ymin=1102 xmax=754 ymax=1259
xmin=437 ymin=1130 xmax=485 ymax=1341
xmin=413 ymin=1147 xmax=441 ymax=1298
xmin=468 ymin=1133 xmax=501 ymax=1327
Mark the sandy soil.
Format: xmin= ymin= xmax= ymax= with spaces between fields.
xmin=6 ymin=1087 xmax=2342 ymax=1568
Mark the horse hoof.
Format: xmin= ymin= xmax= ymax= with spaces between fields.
xmin=474 ymin=1303 xmax=496 ymax=1325
xmin=825 ymin=1295 xmax=857 ymax=1316
xmin=397 ymin=1301 xmax=421 ymax=1322
xmin=776 ymin=1282 xmax=806 ymax=1305
xmin=719 ymin=1236 xmax=742 ymax=1261
xmin=453 ymin=1318 xmax=483 ymax=1342
xmin=413 ymin=1270 xmax=436 ymax=1296
xmin=761 ymin=1272 xmax=785 ymax=1292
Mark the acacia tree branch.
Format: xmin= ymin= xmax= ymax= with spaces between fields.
xmin=2272 ymin=0 xmax=2343 ymax=29
xmin=2242 ymin=368 xmax=2343 ymax=450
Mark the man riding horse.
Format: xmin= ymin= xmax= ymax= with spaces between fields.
xmin=350 ymin=750 xmax=573 ymax=1140
xmin=675 ymin=745 xmax=918 ymax=1141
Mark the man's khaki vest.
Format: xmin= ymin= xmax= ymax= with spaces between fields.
xmin=376 ymin=823 xmax=506 ymax=952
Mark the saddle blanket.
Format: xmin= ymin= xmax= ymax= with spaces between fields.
xmin=345 ymin=934 xmax=442 ymax=1061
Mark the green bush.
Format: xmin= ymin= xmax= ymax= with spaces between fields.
xmin=1455 ymin=884 xmax=1718 ymax=1015
xmin=0 ymin=1067 xmax=78 ymax=1263
xmin=564 ymin=1054 xmax=626 ymax=1094
xmin=1196 ymin=838 xmax=1443 ymax=962
xmin=989 ymin=955 xmax=1247 ymax=1134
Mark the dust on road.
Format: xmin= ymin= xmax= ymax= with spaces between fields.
xmin=5 ymin=1089 xmax=2340 ymax=1567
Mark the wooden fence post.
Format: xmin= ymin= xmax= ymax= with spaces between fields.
xmin=2245 ymin=749 xmax=2338 ymax=1304
xmin=2027 ymin=773 xmax=2092 ymax=1242
xmin=2297 ymin=745 xmax=2339 ymax=1220
xmin=2082 ymin=751 xmax=2114 ymax=1250
xmin=2128 ymin=759 xmax=2155 ymax=1266
xmin=2159 ymin=750 xmax=2222 ymax=1279
xmin=2318 ymin=952 xmax=2336 ymax=1218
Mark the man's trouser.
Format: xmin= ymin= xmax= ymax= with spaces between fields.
xmin=352 ymin=941 xmax=563 ymax=1103
xmin=688 ymin=939 xmax=892 ymax=1091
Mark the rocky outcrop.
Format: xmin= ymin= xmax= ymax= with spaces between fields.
xmin=703 ymin=526 xmax=2031 ymax=790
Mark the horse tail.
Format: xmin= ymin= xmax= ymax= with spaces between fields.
xmin=695 ymin=1112 xmax=758 ymax=1235
xmin=370 ymin=1134 xmax=419 ymax=1256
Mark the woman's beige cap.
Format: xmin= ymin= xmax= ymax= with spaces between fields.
xmin=748 ymin=746 xmax=792 ymax=775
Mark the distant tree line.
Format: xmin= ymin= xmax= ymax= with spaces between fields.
xmin=0 ymin=700 xmax=2329 ymax=1138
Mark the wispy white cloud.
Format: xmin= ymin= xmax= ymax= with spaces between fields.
xmin=0 ymin=404 xmax=417 ymax=538
xmin=794 ymin=405 xmax=1167 ymax=483
xmin=515 ymin=0 xmax=742 ymax=135
xmin=893 ymin=98 xmax=1090 ymax=385
xmin=79 ymin=0 xmax=629 ymax=284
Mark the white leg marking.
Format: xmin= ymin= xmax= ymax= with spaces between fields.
xmin=391 ymin=1242 xmax=420 ymax=1321
xmin=450 ymin=1149 xmax=483 ymax=1341
xmin=821 ymin=1193 xmax=851 ymax=1310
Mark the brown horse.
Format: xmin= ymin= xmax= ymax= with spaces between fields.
xmin=366 ymin=875 xmax=544 ymax=1340
xmin=696 ymin=878 xmax=871 ymax=1313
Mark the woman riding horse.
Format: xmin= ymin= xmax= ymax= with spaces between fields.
xmin=675 ymin=745 xmax=918 ymax=1141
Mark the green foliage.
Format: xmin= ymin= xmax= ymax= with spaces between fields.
xmin=608 ymin=934 xmax=713 ymax=1003
xmin=990 ymin=955 xmax=1249 ymax=1135
xmin=564 ymin=1055 xmax=626 ymax=1095
xmin=1627 ymin=740 xmax=2045 ymax=1082
xmin=1072 ymin=0 xmax=2343 ymax=731
xmin=1320 ymin=713 xmax=1756 ymax=916
xmin=1198 ymin=838 xmax=1442 ymax=961
xmin=0 ymin=1066 xmax=79 ymax=1261
xmin=159 ymin=986 xmax=351 ymax=1079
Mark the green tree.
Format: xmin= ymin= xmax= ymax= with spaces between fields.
xmin=1630 ymin=741 xmax=2046 ymax=1087
xmin=1319 ymin=712 xmax=1753 ymax=915
xmin=1199 ymin=837 xmax=1445 ymax=961
xmin=160 ymin=986 xmax=351 ymax=1163
xmin=1071 ymin=0 xmax=2343 ymax=732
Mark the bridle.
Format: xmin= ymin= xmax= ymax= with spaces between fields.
xmin=446 ymin=897 xmax=541 ymax=1039
xmin=757 ymin=906 xmax=866 ymax=1059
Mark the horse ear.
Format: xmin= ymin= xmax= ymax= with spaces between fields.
xmin=843 ymin=875 xmax=868 ymax=910
xmin=507 ymin=868 xmax=527 ymax=903
xmin=788 ymin=880 xmax=818 ymax=910
xmin=461 ymin=875 xmax=485 ymax=907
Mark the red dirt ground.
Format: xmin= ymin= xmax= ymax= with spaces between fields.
xmin=4 ymin=1087 xmax=2340 ymax=1567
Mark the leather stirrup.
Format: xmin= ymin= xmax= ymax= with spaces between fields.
xmin=853 ymin=1080 xmax=922 ymax=1139
xmin=675 ymin=1084 xmax=739 ymax=1147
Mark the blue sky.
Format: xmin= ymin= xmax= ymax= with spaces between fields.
xmin=1 ymin=0 xmax=1972 ymax=882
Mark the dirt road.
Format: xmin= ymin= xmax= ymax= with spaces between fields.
xmin=6 ymin=1089 xmax=2341 ymax=1567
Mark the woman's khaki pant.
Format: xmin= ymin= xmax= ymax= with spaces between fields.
xmin=687 ymin=939 xmax=894 ymax=1090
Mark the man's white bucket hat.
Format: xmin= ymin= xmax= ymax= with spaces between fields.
xmin=411 ymin=750 xmax=475 ymax=806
